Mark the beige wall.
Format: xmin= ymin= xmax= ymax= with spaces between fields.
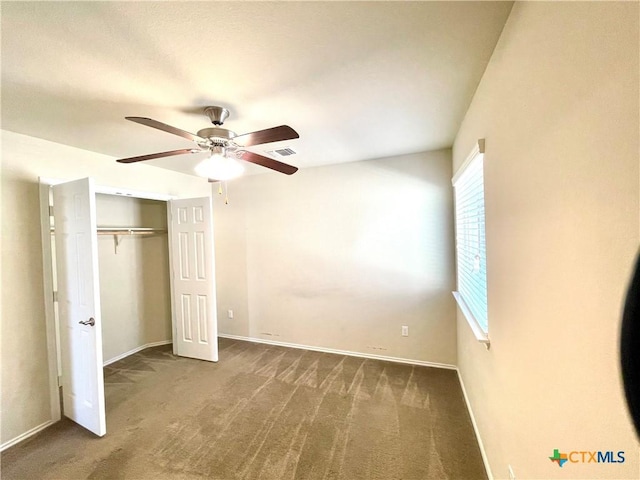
xmin=96 ymin=195 xmax=171 ymax=362
xmin=0 ymin=130 xmax=210 ymax=447
xmin=214 ymin=150 xmax=457 ymax=365
xmin=453 ymin=2 xmax=639 ymax=479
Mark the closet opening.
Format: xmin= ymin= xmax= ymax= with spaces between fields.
xmin=41 ymin=177 xmax=218 ymax=437
xmin=95 ymin=194 xmax=172 ymax=365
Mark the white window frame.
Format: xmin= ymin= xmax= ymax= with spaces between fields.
xmin=452 ymin=139 xmax=489 ymax=344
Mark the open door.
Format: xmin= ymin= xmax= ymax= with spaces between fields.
xmin=169 ymin=197 xmax=219 ymax=362
xmin=52 ymin=178 xmax=106 ymax=436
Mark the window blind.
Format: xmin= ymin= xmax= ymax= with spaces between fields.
xmin=453 ymin=152 xmax=488 ymax=333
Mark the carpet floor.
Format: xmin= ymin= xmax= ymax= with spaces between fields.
xmin=1 ymin=338 xmax=487 ymax=479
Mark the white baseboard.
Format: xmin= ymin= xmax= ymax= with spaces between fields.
xmin=103 ymin=340 xmax=172 ymax=366
xmin=457 ymin=369 xmax=493 ymax=480
xmin=0 ymin=419 xmax=56 ymax=453
xmin=218 ymin=333 xmax=457 ymax=370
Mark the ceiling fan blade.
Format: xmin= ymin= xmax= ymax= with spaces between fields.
xmin=238 ymin=150 xmax=298 ymax=175
xmin=234 ymin=125 xmax=299 ymax=147
xmin=125 ymin=117 xmax=202 ymax=143
xmin=116 ymin=148 xmax=197 ymax=164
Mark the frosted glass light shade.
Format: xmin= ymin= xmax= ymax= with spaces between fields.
xmin=194 ymin=150 xmax=244 ymax=181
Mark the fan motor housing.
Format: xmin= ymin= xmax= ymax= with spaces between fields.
xmin=197 ymin=127 xmax=237 ymax=141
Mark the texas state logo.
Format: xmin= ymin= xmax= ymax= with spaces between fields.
xmin=549 ymin=449 xmax=568 ymax=467
xmin=549 ymin=449 xmax=625 ymax=467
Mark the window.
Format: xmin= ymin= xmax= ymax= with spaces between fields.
xmin=452 ymin=139 xmax=489 ymax=343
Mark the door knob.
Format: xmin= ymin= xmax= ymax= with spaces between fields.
xmin=79 ymin=317 xmax=95 ymax=326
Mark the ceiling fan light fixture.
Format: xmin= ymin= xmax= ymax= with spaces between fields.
xmin=194 ymin=146 xmax=244 ymax=181
xmin=117 ymin=108 xmax=299 ymax=177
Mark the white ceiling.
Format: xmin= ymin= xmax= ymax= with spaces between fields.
xmin=1 ymin=1 xmax=512 ymax=177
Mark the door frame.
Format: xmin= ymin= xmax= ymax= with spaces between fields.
xmin=39 ymin=177 xmax=178 ymax=427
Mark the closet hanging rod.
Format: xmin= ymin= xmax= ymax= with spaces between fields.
xmin=96 ymin=227 xmax=167 ymax=235
xmin=50 ymin=227 xmax=167 ymax=235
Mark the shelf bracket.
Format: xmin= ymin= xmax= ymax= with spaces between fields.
xmin=113 ymin=234 xmax=122 ymax=254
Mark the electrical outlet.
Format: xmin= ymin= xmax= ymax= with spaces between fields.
xmin=401 ymin=326 xmax=409 ymax=336
xmin=227 ymin=309 xmax=234 ymax=319
xmin=508 ymin=465 xmax=515 ymax=480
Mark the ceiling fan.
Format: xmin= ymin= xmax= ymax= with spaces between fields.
xmin=116 ymin=106 xmax=299 ymax=180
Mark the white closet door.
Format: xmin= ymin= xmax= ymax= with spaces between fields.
xmin=52 ymin=177 xmax=106 ymax=436
xmin=169 ymin=197 xmax=218 ymax=362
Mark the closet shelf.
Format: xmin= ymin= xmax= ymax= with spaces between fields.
xmin=50 ymin=227 xmax=167 ymax=254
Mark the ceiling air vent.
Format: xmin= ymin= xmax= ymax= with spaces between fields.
xmin=266 ymin=147 xmax=297 ymax=158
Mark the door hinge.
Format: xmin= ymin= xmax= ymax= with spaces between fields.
xmin=53 ymin=291 xmax=58 ymax=303
xmin=49 ymin=205 xmax=54 ymax=217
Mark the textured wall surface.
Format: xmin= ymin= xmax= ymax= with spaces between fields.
xmin=214 ymin=150 xmax=457 ymax=366
xmin=453 ymin=2 xmax=640 ymax=479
